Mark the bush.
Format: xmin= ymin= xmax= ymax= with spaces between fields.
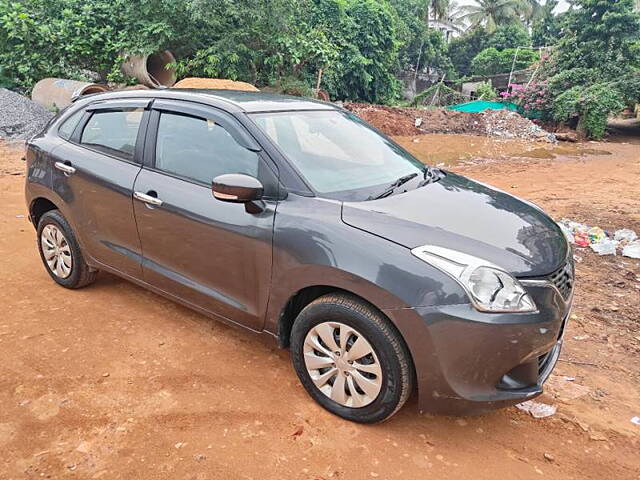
xmin=0 ymin=0 xmax=410 ymax=104
xmin=476 ymin=81 xmax=497 ymax=100
xmin=320 ymin=0 xmax=402 ymax=102
xmin=553 ymin=84 xmax=626 ymax=139
xmin=503 ymin=82 xmax=554 ymax=120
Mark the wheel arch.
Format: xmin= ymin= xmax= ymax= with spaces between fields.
xmin=275 ymin=286 xmax=416 ymax=380
xmin=30 ymin=197 xmax=59 ymax=227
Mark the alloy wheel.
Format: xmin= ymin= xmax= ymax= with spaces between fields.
xmin=303 ymin=322 xmax=383 ymax=408
xmin=41 ymin=224 xmax=73 ymax=279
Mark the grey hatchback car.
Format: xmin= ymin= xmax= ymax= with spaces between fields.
xmin=25 ymin=90 xmax=573 ymax=423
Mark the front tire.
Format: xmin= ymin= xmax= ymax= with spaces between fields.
xmin=290 ymin=293 xmax=413 ymax=423
xmin=37 ymin=210 xmax=97 ymax=289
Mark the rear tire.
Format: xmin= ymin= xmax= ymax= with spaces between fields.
xmin=290 ymin=293 xmax=413 ymax=423
xmin=37 ymin=210 xmax=97 ymax=289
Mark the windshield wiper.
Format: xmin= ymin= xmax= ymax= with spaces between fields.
xmin=418 ymin=165 xmax=445 ymax=187
xmin=367 ymin=173 xmax=418 ymax=200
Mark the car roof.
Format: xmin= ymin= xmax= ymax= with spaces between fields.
xmin=75 ymin=88 xmax=338 ymax=114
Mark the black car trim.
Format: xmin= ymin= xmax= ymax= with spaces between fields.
xmin=85 ymin=99 xmax=153 ymax=111
xmin=151 ymin=99 xmax=262 ymax=152
xmin=142 ymin=107 xmax=281 ymax=200
xmin=66 ymin=108 xmax=150 ymax=166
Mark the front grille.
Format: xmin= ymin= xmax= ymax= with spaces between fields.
xmin=548 ymin=260 xmax=574 ymax=300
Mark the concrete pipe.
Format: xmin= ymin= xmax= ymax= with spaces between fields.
xmin=121 ymin=51 xmax=177 ymax=88
xmin=31 ymin=78 xmax=108 ymax=110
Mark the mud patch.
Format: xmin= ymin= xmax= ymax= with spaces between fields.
xmin=394 ymin=134 xmax=614 ymax=166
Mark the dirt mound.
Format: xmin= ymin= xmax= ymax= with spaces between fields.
xmin=344 ymin=102 xmax=553 ymax=141
xmin=174 ymin=77 xmax=259 ymax=91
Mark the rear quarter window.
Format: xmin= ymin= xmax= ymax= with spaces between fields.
xmin=57 ymin=109 xmax=85 ymax=140
xmin=79 ymin=109 xmax=144 ymax=160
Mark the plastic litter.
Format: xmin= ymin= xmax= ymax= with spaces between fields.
xmin=614 ymin=229 xmax=638 ymax=242
xmin=587 ymin=226 xmax=607 ymax=244
xmin=515 ymin=400 xmax=557 ymax=418
xmin=631 ymin=416 xmax=640 ymax=426
xmin=590 ymin=238 xmax=618 ymax=256
xmin=559 ymin=219 xmax=639 ymax=258
xmin=622 ymin=241 xmax=640 ymax=259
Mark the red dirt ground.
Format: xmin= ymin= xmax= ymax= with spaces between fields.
xmin=0 ymin=134 xmax=639 ymax=479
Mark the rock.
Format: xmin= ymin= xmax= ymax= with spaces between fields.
xmin=101 ymin=372 xmax=110 ymax=377
xmin=555 ymin=131 xmax=579 ymax=142
xmin=578 ymin=422 xmax=590 ymax=432
xmin=589 ymin=433 xmax=607 ymax=442
xmin=543 ymin=453 xmax=555 ymax=462
xmin=546 ymin=375 xmax=591 ymax=401
xmin=515 ymin=400 xmax=557 ymax=418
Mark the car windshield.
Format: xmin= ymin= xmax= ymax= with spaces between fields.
xmin=250 ymin=110 xmax=425 ymax=200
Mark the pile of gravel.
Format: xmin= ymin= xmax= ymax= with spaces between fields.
xmin=0 ymin=88 xmax=55 ymax=140
xmin=482 ymin=110 xmax=556 ymax=142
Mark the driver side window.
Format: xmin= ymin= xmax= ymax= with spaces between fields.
xmin=154 ymin=112 xmax=259 ymax=185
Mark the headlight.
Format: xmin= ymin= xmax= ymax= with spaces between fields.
xmin=411 ymin=245 xmax=537 ymax=313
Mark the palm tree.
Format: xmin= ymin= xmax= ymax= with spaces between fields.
xmin=521 ymin=0 xmax=544 ymax=26
xmin=425 ymin=0 xmax=450 ymax=24
xmin=460 ymin=0 xmax=524 ymax=32
xmin=444 ymin=0 xmax=468 ymax=30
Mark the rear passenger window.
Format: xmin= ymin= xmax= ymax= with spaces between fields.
xmin=58 ymin=109 xmax=84 ymax=140
xmin=155 ymin=112 xmax=259 ymax=184
xmin=80 ymin=109 xmax=143 ymax=160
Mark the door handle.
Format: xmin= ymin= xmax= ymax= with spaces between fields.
xmin=133 ymin=191 xmax=163 ymax=207
xmin=54 ymin=161 xmax=76 ymax=175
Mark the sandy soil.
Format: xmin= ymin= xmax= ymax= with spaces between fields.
xmin=0 ymin=135 xmax=639 ymax=480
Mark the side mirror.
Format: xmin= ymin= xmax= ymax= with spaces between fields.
xmin=212 ymin=173 xmax=264 ymax=204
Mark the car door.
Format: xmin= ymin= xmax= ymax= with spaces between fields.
xmin=132 ymin=100 xmax=279 ymax=331
xmin=50 ymin=99 xmax=151 ymax=278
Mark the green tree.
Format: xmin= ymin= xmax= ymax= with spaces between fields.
xmin=447 ymin=23 xmax=530 ymax=77
xmin=426 ymin=0 xmax=450 ymax=23
xmin=515 ymin=0 xmax=640 ymax=138
xmin=471 ymin=47 xmax=539 ymax=75
xmin=0 ymin=0 xmax=410 ymax=103
xmin=390 ymin=0 xmax=455 ymax=76
xmin=486 ymin=24 xmax=531 ymax=49
xmin=520 ymin=0 xmax=543 ymax=26
xmin=531 ymin=0 xmax=561 ymax=46
xmin=460 ymin=0 xmax=525 ymax=32
xmin=448 ymin=27 xmax=490 ymax=76
xmin=554 ymin=0 xmax=640 ymax=78
xmin=320 ymin=0 xmax=402 ymax=102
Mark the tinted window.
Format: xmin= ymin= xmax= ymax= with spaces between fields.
xmin=155 ymin=112 xmax=259 ymax=184
xmin=80 ymin=109 xmax=143 ymax=160
xmin=58 ymin=109 xmax=85 ymax=140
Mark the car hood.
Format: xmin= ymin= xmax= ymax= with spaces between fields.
xmin=341 ymin=172 xmax=568 ymax=277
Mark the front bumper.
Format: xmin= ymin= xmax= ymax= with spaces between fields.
xmin=384 ymin=282 xmax=571 ymax=415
